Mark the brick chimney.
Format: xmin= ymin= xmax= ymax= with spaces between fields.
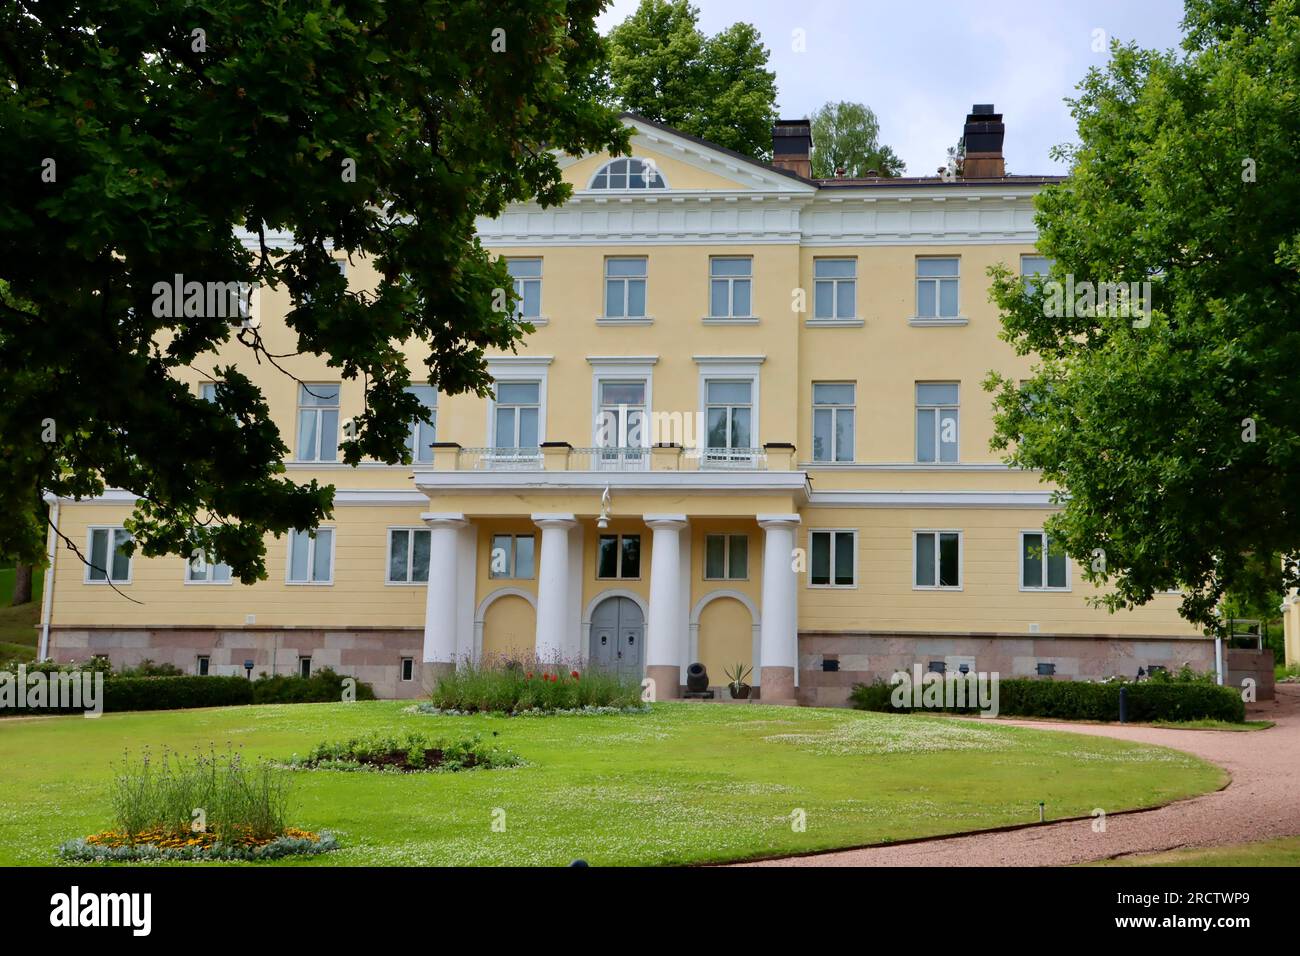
xmin=770 ymin=120 xmax=812 ymax=178
xmin=961 ymin=104 xmax=1005 ymax=179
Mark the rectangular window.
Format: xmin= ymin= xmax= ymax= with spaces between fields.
xmin=287 ymin=528 xmax=333 ymax=584
xmin=812 ymin=383 xmax=855 ymax=462
xmin=296 ymin=383 xmax=340 ymax=462
xmin=813 ymin=259 xmax=856 ymax=319
xmin=596 ymin=380 xmax=647 ymax=450
xmin=196 ymin=655 xmax=210 ymax=677
xmin=507 ymin=258 xmax=543 ymax=320
xmin=915 ymin=531 xmax=961 ymax=588
xmin=401 ymin=657 xmax=415 ymax=682
xmin=299 ymin=657 xmax=312 ymax=678
xmin=1021 ymin=255 xmax=1052 ymax=294
xmin=86 ymin=527 xmax=132 ymax=583
xmin=604 ymin=257 xmax=647 ymax=318
xmin=187 ymin=548 xmax=232 ymax=584
xmin=199 ymin=381 xmax=219 ymax=403
xmin=704 ymin=534 xmax=749 ymax=580
xmin=705 ymin=380 xmax=753 ymax=454
xmin=494 ymin=381 xmax=541 ymax=451
xmin=489 ymin=534 xmax=536 ymax=579
xmin=388 ymin=528 xmax=432 ymax=583
xmin=916 ymin=382 xmax=959 ymax=463
xmin=405 ymin=385 xmax=438 ymax=464
xmin=916 ymin=258 xmax=960 ymax=318
xmin=1021 ymin=531 xmax=1068 ymax=590
xmin=597 ymin=534 xmax=641 ymax=579
xmin=709 ymin=258 xmax=753 ymax=318
xmin=809 ymin=530 xmax=855 ymax=587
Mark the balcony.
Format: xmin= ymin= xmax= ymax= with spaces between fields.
xmin=432 ymin=443 xmax=795 ymax=473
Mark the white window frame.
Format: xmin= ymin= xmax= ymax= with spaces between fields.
xmin=695 ymin=357 xmax=763 ymax=463
xmin=401 ymin=657 xmax=415 ymax=682
xmin=703 ymin=533 xmax=750 ymax=581
xmin=506 ymin=258 xmax=546 ymax=325
xmin=1021 ymin=254 xmax=1052 ymax=294
xmin=1019 ymin=530 xmax=1071 ymax=591
xmin=807 ymin=529 xmax=857 ymax=589
xmin=196 ymin=655 xmax=211 ymax=677
xmin=596 ymin=533 xmax=642 ymax=580
xmin=386 ymin=527 xmax=432 ymax=585
xmin=404 ymin=385 xmax=438 ymax=464
xmin=913 ymin=529 xmax=963 ymax=591
xmin=916 ymin=381 xmax=960 ymax=464
xmin=84 ymin=526 xmax=133 ymax=585
xmin=285 ymin=527 xmax=335 ymax=586
xmin=602 ymin=256 xmax=649 ymax=321
xmin=915 ymin=256 xmax=961 ymax=319
xmin=488 ymin=533 xmax=537 ymax=580
xmin=587 ymin=157 xmax=668 ymax=190
xmin=295 ymin=382 xmax=341 ymax=463
xmin=813 ymin=258 xmax=857 ymax=320
xmin=812 ymin=382 xmax=856 ymax=463
xmin=185 ymin=547 xmax=233 ymax=585
xmin=707 ymin=257 xmax=754 ymax=320
xmin=485 ymin=357 xmax=551 ymax=452
xmin=588 ymin=357 xmax=656 ymax=452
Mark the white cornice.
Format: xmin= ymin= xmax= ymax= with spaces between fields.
xmin=415 ymin=470 xmax=809 ymax=499
xmin=808 ymin=490 xmax=1058 ymax=508
xmin=585 ymin=355 xmax=659 ymax=366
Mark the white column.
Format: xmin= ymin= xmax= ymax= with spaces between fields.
xmin=644 ymin=514 xmax=688 ymax=699
xmin=757 ymin=514 xmax=801 ymax=702
xmin=532 ymin=514 xmax=576 ymax=662
xmin=421 ymin=513 xmax=468 ymax=672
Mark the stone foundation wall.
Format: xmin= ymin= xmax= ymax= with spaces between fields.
xmin=1226 ymin=648 xmax=1275 ymax=701
xmin=797 ymin=632 xmax=1217 ymax=708
xmin=48 ymin=627 xmax=426 ymax=700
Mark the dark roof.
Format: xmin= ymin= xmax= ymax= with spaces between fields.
xmin=619 ymin=112 xmax=1064 ymax=189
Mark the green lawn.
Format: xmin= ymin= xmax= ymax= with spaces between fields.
xmin=0 ymin=701 xmax=1226 ymax=866
xmin=1093 ymin=836 xmax=1300 ymax=867
xmin=0 ymin=566 xmax=42 ymax=662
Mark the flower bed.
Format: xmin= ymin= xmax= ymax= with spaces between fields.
xmin=282 ymin=732 xmax=519 ymax=773
xmin=430 ymin=655 xmax=644 ymax=714
xmin=59 ymin=828 xmax=337 ymax=862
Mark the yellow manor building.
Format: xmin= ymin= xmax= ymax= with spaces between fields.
xmin=40 ymin=106 xmax=1211 ymax=702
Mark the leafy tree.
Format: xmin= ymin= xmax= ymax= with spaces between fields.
xmin=0 ymin=0 xmax=628 ymax=582
xmin=607 ymin=0 xmax=776 ymax=158
xmin=983 ymin=0 xmax=1300 ymax=629
xmin=810 ymin=101 xmax=904 ymax=178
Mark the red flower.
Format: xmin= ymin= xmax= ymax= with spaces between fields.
xmin=570 ymin=670 xmax=581 ymax=680
xmin=526 ymin=672 xmax=534 ymax=680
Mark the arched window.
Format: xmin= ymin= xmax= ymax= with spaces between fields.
xmin=589 ymin=157 xmax=667 ymax=190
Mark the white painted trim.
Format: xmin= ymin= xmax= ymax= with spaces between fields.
xmin=585 ymin=355 xmax=659 ymax=366
xmin=804 ymin=318 xmax=865 ymax=328
xmin=693 ymin=354 xmax=766 ymax=365
xmin=285 ymin=526 xmax=336 ymax=586
xmin=588 ymin=359 xmax=655 ymax=449
xmin=806 ymin=528 xmax=858 ymax=590
xmin=697 ymin=359 xmax=763 ymax=456
xmin=416 ymin=470 xmax=810 ymax=496
xmin=385 ymin=526 xmax=432 ymax=586
xmin=39 ymin=500 xmax=58 ymax=660
xmin=585 ymin=156 xmax=672 ymax=191
xmin=800 ymin=463 xmax=1016 ymax=472
xmin=83 ymin=526 xmax=133 ymax=585
xmin=486 ymin=357 xmax=551 ymax=449
xmin=809 ymin=490 xmax=1056 ymax=508
xmin=908 ymin=317 xmax=970 ymax=327
xmin=912 ymin=529 xmax=964 ymax=591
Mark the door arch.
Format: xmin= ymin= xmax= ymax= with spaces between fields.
xmin=588 ymin=595 xmax=645 ymax=676
xmin=689 ymin=589 xmax=761 ymax=688
xmin=479 ymin=590 xmax=537 ymax=662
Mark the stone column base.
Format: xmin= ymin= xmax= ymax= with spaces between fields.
xmin=420 ymin=661 xmax=455 ymax=694
xmin=759 ymin=666 xmax=796 ymax=703
xmin=645 ymin=665 xmax=681 ymax=701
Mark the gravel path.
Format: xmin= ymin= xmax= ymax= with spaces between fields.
xmin=739 ymin=684 xmax=1300 ymax=867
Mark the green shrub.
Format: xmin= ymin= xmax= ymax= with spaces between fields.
xmin=849 ymin=675 xmax=1246 ymax=723
xmin=251 ymin=666 xmax=376 ymax=704
xmin=431 ymin=655 xmax=643 ymax=714
xmin=114 ymin=658 xmax=186 ymax=678
xmin=288 ymin=731 xmax=518 ymax=772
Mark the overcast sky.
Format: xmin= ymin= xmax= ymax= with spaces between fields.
xmin=596 ymin=0 xmax=1188 ymax=175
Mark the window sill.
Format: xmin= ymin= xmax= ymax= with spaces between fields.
xmin=516 ymin=316 xmax=550 ymax=327
xmin=807 ymin=583 xmax=858 ymax=590
xmin=84 ymin=579 xmax=132 ymax=586
xmin=1019 ymin=586 xmax=1073 ymax=593
xmin=286 ymin=581 xmax=334 ymax=587
xmin=805 ymin=317 xmax=865 ymax=328
xmin=912 ymin=585 xmax=964 ymax=592
xmin=702 ymin=317 xmax=760 ymax=326
xmin=597 ymin=316 xmax=653 ymax=326
xmin=908 ymin=316 xmax=969 ymax=327
xmin=184 ymin=580 xmax=234 ymax=587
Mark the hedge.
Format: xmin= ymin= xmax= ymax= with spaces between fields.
xmin=849 ymin=676 xmax=1246 ymax=723
xmin=2 ymin=667 xmax=374 ymax=716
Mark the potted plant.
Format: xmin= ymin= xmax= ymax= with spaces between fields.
xmin=723 ymin=662 xmax=752 ymax=700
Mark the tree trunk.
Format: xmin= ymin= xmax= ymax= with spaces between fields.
xmin=10 ymin=563 xmax=33 ymax=606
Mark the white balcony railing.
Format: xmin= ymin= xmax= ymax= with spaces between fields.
xmin=436 ymin=445 xmax=776 ymax=472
